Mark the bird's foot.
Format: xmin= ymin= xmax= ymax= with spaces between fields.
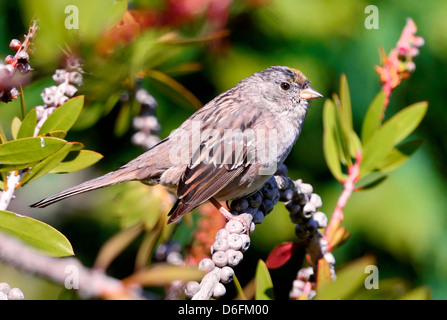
xmin=209 ymin=198 xmax=251 ymax=234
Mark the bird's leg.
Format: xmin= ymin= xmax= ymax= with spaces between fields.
xmin=209 ymin=197 xmax=251 ymax=234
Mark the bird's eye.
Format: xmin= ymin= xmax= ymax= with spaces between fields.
xmin=280 ymin=82 xmax=291 ymax=90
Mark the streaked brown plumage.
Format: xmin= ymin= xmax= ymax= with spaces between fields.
xmin=31 ymin=66 xmax=322 ymax=224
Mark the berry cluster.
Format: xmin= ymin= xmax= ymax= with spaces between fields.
xmin=184 ymin=213 xmax=253 ymax=299
xmin=0 ymin=282 xmax=24 ymax=300
xmin=131 ymin=88 xmax=161 ymax=150
xmin=185 ymin=170 xmax=289 ymax=299
xmin=277 ymin=174 xmax=334 ymax=299
xmin=0 ymin=21 xmax=37 ymax=102
xmin=185 ymin=164 xmax=331 ymax=300
xmin=34 ymin=57 xmax=84 ymax=135
xmin=230 ymin=176 xmax=280 ymax=224
xmin=283 ymin=179 xmax=325 ymax=240
xmin=40 ymin=58 xmax=83 ymax=108
xmin=154 ymin=241 xmax=184 ymax=266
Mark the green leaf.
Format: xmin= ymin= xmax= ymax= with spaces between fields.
xmin=0 ymin=210 xmax=73 ymax=257
xmin=233 ymin=275 xmax=248 ymax=300
xmin=333 ymin=75 xmax=358 ymax=162
xmin=11 ymin=117 xmax=22 ymax=140
xmin=114 ymin=99 xmax=132 ymax=137
xmin=331 ymin=75 xmax=361 ymax=165
xmin=146 ymin=70 xmax=203 ymax=111
xmin=22 ymin=1 xmax=126 ymax=65
xmin=356 ymin=172 xmax=388 ymax=190
xmin=49 ymin=150 xmax=103 ymax=173
xmin=94 ymin=223 xmax=144 ymax=270
xmin=17 ymin=108 xmax=37 ymax=138
xmin=19 ymin=85 xmax=26 ymax=119
xmin=72 ymin=102 xmax=103 ymax=130
xmin=135 ymin=228 xmax=163 ymax=270
xmin=255 ymin=259 xmax=274 ymax=300
xmin=41 ymin=130 xmax=67 ymax=139
xmin=0 ymin=137 xmax=66 ymax=165
xmin=69 ymin=142 xmax=85 ymax=151
xmin=20 ymin=143 xmax=73 ymax=185
xmin=0 ymin=161 xmax=40 ymax=172
xmin=72 ymin=97 xmax=120 ymax=130
xmin=360 ymin=102 xmax=428 ymax=176
xmin=77 ymin=0 xmax=127 ymax=44
xmin=323 ymin=99 xmax=346 ymax=182
xmin=377 ymin=140 xmax=422 ymax=173
xmin=332 ymin=94 xmax=352 ymax=166
xmin=348 ymin=129 xmax=362 ymax=158
xmin=399 ymin=286 xmax=431 ymax=300
xmin=339 ymin=74 xmax=353 ymax=133
xmin=316 ymin=256 xmax=376 ymax=300
xmin=114 ymin=184 xmax=167 ymax=230
xmin=361 ymin=90 xmax=386 ymax=144
xmin=0 ymin=123 xmax=7 ymax=145
xmin=159 ymin=30 xmax=230 ymax=46
xmin=38 ymin=96 xmax=84 ymax=135
xmin=1 ymin=172 xmax=6 ymax=188
xmin=360 ymin=133 xmax=397 ymax=177
xmin=387 ymin=102 xmax=428 ymax=146
xmin=353 ymin=278 xmax=411 ymax=300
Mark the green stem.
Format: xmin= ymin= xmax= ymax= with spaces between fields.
xmin=19 ymin=85 xmax=26 ymax=120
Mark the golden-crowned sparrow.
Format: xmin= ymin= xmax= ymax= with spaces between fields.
xmin=31 ymin=66 xmax=322 ymax=224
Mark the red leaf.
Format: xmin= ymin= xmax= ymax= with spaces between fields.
xmin=266 ymin=242 xmax=303 ymax=269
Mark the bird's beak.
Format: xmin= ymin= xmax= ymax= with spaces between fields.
xmin=299 ymin=87 xmax=323 ymax=100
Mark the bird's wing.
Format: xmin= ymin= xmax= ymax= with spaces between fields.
xmin=167 ymin=100 xmax=266 ymax=224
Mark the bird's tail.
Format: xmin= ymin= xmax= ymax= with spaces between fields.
xmin=30 ymin=169 xmax=134 ymax=208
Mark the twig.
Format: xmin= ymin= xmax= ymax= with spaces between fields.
xmin=0 ymin=172 xmax=20 ymax=210
xmin=375 ymin=18 xmax=424 ymax=116
xmin=0 ymin=231 xmax=143 ymax=299
xmin=191 ymin=267 xmax=222 ymax=300
xmin=10 ymin=21 xmax=38 ymax=70
xmin=324 ymin=151 xmax=362 ymax=251
xmin=0 ymin=22 xmax=38 ymax=209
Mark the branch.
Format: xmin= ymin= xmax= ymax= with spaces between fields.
xmin=0 ymin=231 xmax=143 ymax=299
xmin=0 ymin=20 xmax=36 ymax=102
xmin=324 ymin=151 xmax=362 ymax=250
xmin=0 ymin=172 xmax=20 ymax=210
xmin=375 ymin=18 xmax=424 ymax=114
xmin=184 ymin=165 xmax=331 ymax=300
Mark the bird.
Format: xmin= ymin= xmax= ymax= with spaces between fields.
xmin=31 ymin=66 xmax=322 ymax=225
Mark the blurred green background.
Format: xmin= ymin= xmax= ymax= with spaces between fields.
xmin=0 ymin=0 xmax=446 ymax=299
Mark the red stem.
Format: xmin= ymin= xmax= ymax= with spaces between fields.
xmin=11 ymin=20 xmax=37 ymax=69
xmin=324 ymin=151 xmax=362 ymax=250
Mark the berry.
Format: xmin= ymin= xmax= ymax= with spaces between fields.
xmin=220 ymin=266 xmax=234 ymax=284
xmin=198 ymin=258 xmax=215 ymax=272
xmin=5 ymin=55 xmax=14 ymax=64
xmin=16 ymin=51 xmax=29 ymax=62
xmin=184 ymin=281 xmax=200 ymax=297
xmin=212 ymin=238 xmax=229 ymax=253
xmin=8 ymin=288 xmax=24 ymax=300
xmin=9 ymin=39 xmax=22 ymax=51
xmin=212 ymin=283 xmax=226 ymax=298
xmin=212 ymin=251 xmax=228 ymax=267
